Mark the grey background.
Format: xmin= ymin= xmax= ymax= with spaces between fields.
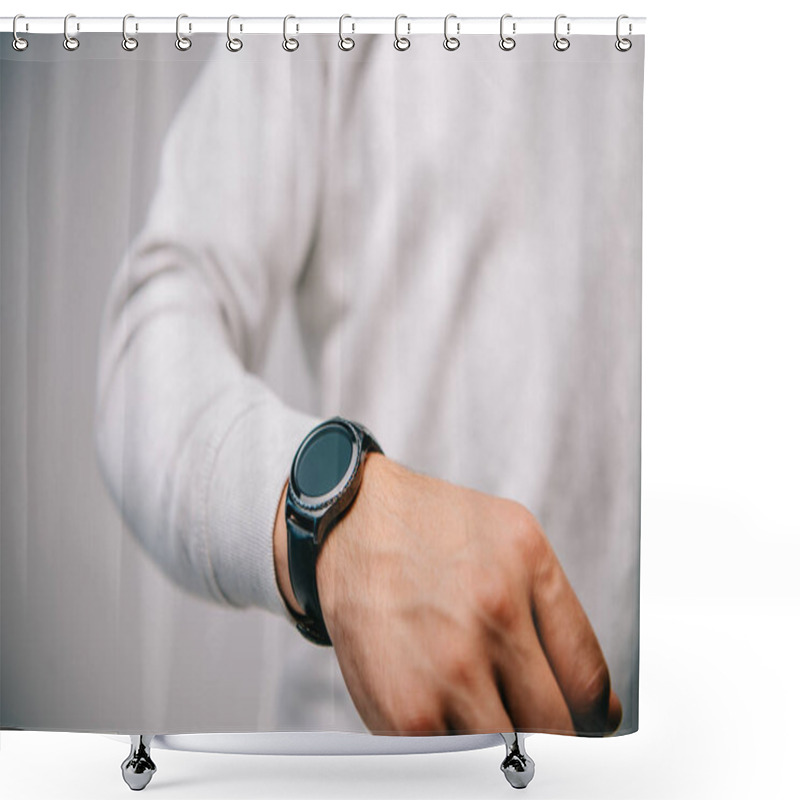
xmin=1 ymin=32 xmax=642 ymax=734
xmin=0 ymin=33 xmax=327 ymax=733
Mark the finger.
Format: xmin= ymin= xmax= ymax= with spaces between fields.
xmin=493 ymin=621 xmax=575 ymax=734
xmin=443 ymin=666 xmax=515 ymax=735
xmin=525 ymin=538 xmax=618 ymax=734
xmin=382 ymin=697 xmax=450 ymax=736
xmin=606 ymin=689 xmax=623 ymax=735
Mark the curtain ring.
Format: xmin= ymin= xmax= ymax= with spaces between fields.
xmin=12 ymin=14 xmax=28 ymax=52
xmin=443 ymin=14 xmax=460 ymax=51
xmin=338 ymin=14 xmax=355 ymax=51
xmin=499 ymin=14 xmax=516 ymax=51
xmin=122 ymin=14 xmax=139 ymax=51
xmin=283 ymin=15 xmax=299 ymax=52
xmin=63 ymin=13 xmax=80 ymax=51
xmin=553 ymin=14 xmax=570 ymax=51
xmin=394 ymin=14 xmax=410 ymax=51
xmin=226 ymin=15 xmax=243 ymax=52
xmin=175 ymin=14 xmax=192 ymax=51
xmin=615 ymin=14 xmax=632 ymax=51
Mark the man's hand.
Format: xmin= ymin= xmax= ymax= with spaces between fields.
xmin=273 ymin=453 xmax=622 ymax=736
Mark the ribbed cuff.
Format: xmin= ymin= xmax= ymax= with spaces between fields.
xmin=177 ymin=375 xmax=322 ymax=623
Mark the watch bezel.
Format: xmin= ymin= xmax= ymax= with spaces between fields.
xmin=288 ymin=418 xmax=362 ymax=513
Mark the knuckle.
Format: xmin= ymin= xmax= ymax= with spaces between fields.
xmin=442 ymin=643 xmax=476 ymax=688
xmin=475 ymin=576 xmax=520 ymax=630
xmin=512 ymin=504 xmax=554 ymax=574
xmin=502 ymin=501 xmax=550 ymax=571
xmin=506 ymin=501 xmax=544 ymax=549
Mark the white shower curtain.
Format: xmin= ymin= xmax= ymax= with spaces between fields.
xmin=1 ymin=27 xmax=643 ymax=739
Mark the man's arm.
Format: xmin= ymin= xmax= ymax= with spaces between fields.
xmin=273 ymin=453 xmax=622 ymax=736
xmin=94 ymin=57 xmax=325 ymax=621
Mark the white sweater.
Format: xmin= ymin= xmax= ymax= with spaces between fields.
xmin=95 ymin=34 xmax=643 ymax=732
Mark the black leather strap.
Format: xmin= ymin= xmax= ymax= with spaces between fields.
xmin=286 ymin=515 xmax=332 ymax=646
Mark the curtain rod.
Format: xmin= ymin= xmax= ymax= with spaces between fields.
xmin=1 ymin=16 xmax=646 ymax=36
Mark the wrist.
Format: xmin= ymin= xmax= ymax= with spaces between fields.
xmin=273 ymin=452 xmax=389 ymax=621
xmin=315 ymin=451 xmax=390 ymax=628
xmin=272 ymin=480 xmax=304 ymax=617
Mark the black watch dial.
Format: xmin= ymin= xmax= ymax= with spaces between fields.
xmin=291 ymin=420 xmax=359 ymax=505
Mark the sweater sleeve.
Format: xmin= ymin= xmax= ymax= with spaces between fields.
xmin=94 ymin=57 xmax=325 ymax=623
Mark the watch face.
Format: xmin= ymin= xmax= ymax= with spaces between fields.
xmin=292 ymin=421 xmax=358 ymax=504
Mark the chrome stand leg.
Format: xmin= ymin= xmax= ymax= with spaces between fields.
xmin=121 ymin=734 xmax=157 ymax=791
xmin=500 ymin=732 xmax=535 ymax=789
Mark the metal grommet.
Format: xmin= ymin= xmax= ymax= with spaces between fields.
xmin=282 ymin=15 xmax=299 ymax=52
xmin=615 ymin=14 xmax=632 ymax=51
xmin=338 ymin=14 xmax=355 ymax=51
xmin=443 ymin=14 xmax=460 ymax=51
xmin=12 ymin=14 xmax=28 ymax=52
xmin=63 ymin=13 xmax=80 ymax=51
xmin=553 ymin=14 xmax=570 ymax=51
xmin=175 ymin=14 xmax=192 ymax=51
xmin=122 ymin=14 xmax=138 ymax=51
xmin=226 ymin=15 xmax=243 ymax=52
xmin=394 ymin=14 xmax=410 ymax=51
xmin=499 ymin=13 xmax=516 ymax=51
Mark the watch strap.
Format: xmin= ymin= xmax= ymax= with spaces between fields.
xmin=285 ymin=515 xmax=332 ymax=646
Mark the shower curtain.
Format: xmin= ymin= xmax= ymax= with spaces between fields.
xmin=0 ymin=27 xmax=643 ymax=740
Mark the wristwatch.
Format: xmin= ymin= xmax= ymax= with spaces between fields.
xmin=284 ymin=417 xmax=382 ymax=646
